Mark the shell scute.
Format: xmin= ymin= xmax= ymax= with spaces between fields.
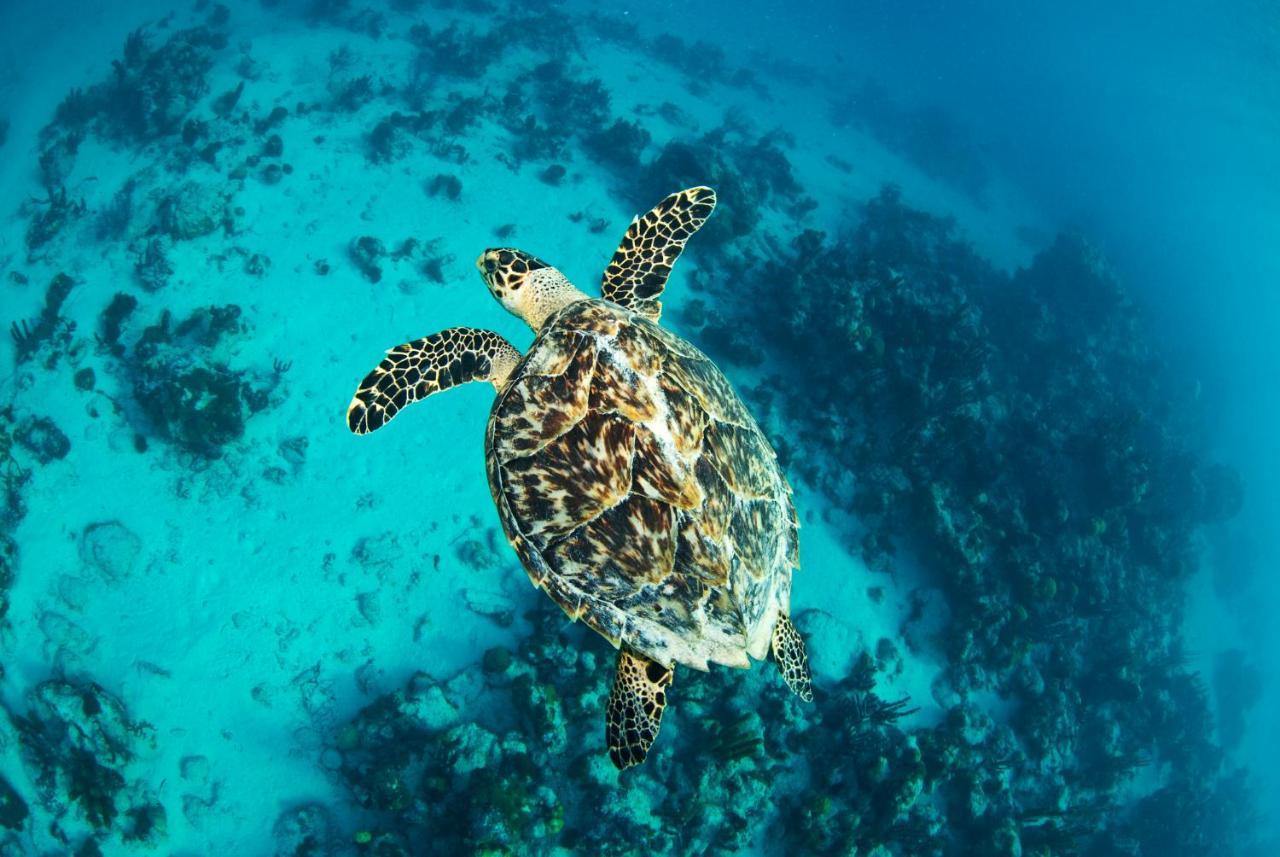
xmin=657 ymin=374 xmax=709 ymax=456
xmin=493 ymin=334 xmax=596 ymax=459
xmin=632 ymin=429 xmax=703 ymax=510
xmin=661 ymin=351 xmax=753 ymax=427
xmin=674 ymin=513 xmax=732 ymax=587
xmin=564 ymin=300 xmax=624 ymax=338
xmin=503 ymin=412 xmax=635 ymax=547
xmin=548 ymin=494 xmax=676 ymax=594
xmin=701 ymin=421 xmax=779 ymax=499
xmin=730 ymin=498 xmax=790 ymax=582
xmin=589 ymin=341 xmax=659 ymax=422
xmin=521 ymin=328 xmax=587 ymax=377
xmin=610 ymin=321 xmax=664 ymax=377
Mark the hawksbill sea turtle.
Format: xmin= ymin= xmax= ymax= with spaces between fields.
xmin=346 ymin=187 xmax=812 ymax=769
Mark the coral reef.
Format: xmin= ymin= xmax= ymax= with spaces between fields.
xmin=539 ymin=163 xmax=567 ymax=186
xmin=96 ymin=179 xmax=137 ymax=242
xmin=582 ymin=119 xmax=651 ymax=172
xmin=272 ymin=803 xmax=337 ymax=855
xmin=160 ymin=181 xmax=232 ymax=241
xmin=44 ymin=26 xmax=227 ymax=146
xmin=13 ymin=415 xmax=71 ymax=465
xmin=0 ymin=532 xmax=18 ymax=625
xmin=10 ymin=272 xmax=76 ymax=367
xmin=93 ymin=303 xmax=282 ymax=460
xmin=323 ymin=598 xmax=1067 ymax=856
xmin=0 ymin=772 xmax=29 ymax=832
xmin=408 ymin=23 xmax=496 ymax=82
xmin=6 ymin=678 xmax=160 ymax=850
xmin=133 ymin=238 xmax=174 ymax=292
xmin=128 ymin=307 xmax=247 ymax=458
xmin=350 ymin=236 xmax=388 ymax=283
xmin=426 ymin=173 xmax=462 ymax=201
xmin=682 ymin=184 xmax=1254 ymax=853
xmin=643 ymin=122 xmax=807 ymax=243
xmin=25 ymin=186 xmax=87 ymax=257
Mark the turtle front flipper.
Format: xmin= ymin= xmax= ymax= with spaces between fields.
xmin=606 ymin=649 xmax=674 ymax=770
xmin=347 ymin=327 xmax=521 ymax=434
xmin=600 ymin=186 xmax=716 ymax=321
xmin=771 ymin=613 xmax=813 ymax=702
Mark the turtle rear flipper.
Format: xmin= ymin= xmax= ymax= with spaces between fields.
xmin=601 ymin=186 xmax=716 ymax=321
xmin=606 ymin=649 xmax=674 ymax=769
xmin=771 ymin=613 xmax=813 ymax=702
xmin=347 ymin=327 xmax=521 ymax=434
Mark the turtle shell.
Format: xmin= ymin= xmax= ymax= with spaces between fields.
xmin=485 ymin=299 xmax=799 ymax=670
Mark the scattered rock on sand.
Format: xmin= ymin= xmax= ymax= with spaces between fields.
xmin=79 ymin=521 xmax=142 ymax=582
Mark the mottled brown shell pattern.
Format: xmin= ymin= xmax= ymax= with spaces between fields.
xmin=486 ymin=299 xmax=798 ymax=670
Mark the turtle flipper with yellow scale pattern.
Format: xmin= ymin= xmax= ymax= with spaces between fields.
xmin=347 ymin=187 xmax=812 ymax=770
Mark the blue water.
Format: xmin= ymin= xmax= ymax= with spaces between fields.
xmin=0 ymin=1 xmax=1275 ymax=854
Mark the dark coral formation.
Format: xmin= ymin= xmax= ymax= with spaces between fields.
xmin=582 ymin=119 xmax=651 ymax=173
xmin=159 ymin=181 xmax=232 ymax=241
xmin=408 ymin=22 xmax=496 ymax=82
xmin=10 ymin=272 xmax=76 ymax=367
xmin=96 ymin=179 xmax=137 ymax=242
xmin=20 ymin=22 xmax=230 ymax=267
xmin=643 ymin=124 xmax=807 ymax=244
xmin=0 ymin=772 xmax=29 ymax=833
xmin=13 ymin=415 xmax=71 ymax=465
xmin=426 ymin=173 xmax=463 ymax=201
xmin=25 ymin=186 xmax=87 ymax=256
xmin=94 ymin=304 xmax=280 ymax=460
xmin=133 ymin=238 xmax=174 ymax=292
xmin=6 ymin=678 xmax=161 ymax=850
xmin=365 ymin=101 xmax=476 ymax=164
xmin=350 ymin=236 xmax=388 ymax=283
xmin=44 ymin=26 xmax=226 ymax=147
xmin=679 ymin=184 xmax=1254 ymax=853
xmin=0 ymin=403 xmax=34 ymax=629
xmin=125 ymin=306 xmax=253 ymax=458
xmin=97 ymin=293 xmax=138 ymax=359
xmin=324 ymin=604 xmax=761 ymax=854
xmin=0 ymin=533 xmax=17 ymax=626
xmin=322 ymin=601 xmax=1082 ymax=856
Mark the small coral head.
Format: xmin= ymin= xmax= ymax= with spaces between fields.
xmin=476 ymin=248 xmax=584 ymax=331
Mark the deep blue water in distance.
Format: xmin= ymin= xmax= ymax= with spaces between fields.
xmin=0 ymin=1 xmax=1276 ymax=854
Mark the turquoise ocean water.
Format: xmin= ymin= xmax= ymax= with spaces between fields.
xmin=0 ymin=1 xmax=1276 ymax=854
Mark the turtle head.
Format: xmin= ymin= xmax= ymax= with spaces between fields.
xmin=477 ymin=248 xmax=589 ymax=331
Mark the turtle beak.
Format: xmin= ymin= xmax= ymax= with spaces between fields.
xmin=476 ymin=250 xmax=503 ymax=285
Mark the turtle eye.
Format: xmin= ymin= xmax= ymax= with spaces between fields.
xmin=484 ymin=259 xmax=497 ymax=274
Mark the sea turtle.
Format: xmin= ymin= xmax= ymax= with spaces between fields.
xmin=347 ymin=187 xmax=812 ymax=769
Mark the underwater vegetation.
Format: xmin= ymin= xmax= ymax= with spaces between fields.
xmin=0 ymin=0 xmax=1265 ymax=855
xmin=321 ymin=608 xmax=931 ymax=856
xmin=1 ymin=678 xmax=165 ymax=850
